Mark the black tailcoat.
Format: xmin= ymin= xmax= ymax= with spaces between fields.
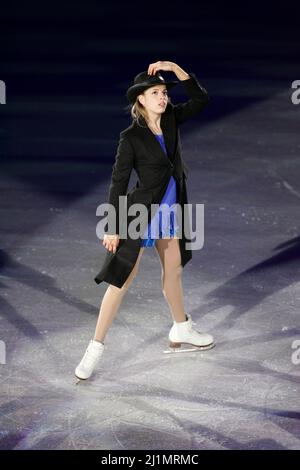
xmin=94 ymin=72 xmax=209 ymax=288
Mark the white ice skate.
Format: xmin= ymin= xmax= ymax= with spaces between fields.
xmin=75 ymin=339 xmax=104 ymax=383
xmin=163 ymin=314 xmax=215 ymax=354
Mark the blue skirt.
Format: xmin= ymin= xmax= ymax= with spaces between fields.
xmin=140 ymin=175 xmax=180 ymax=247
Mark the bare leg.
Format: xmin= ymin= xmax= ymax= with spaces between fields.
xmin=93 ymin=247 xmax=145 ymax=343
xmin=155 ymin=237 xmax=187 ymax=323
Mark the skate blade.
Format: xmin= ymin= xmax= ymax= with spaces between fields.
xmin=75 ymin=375 xmax=86 ymax=384
xmin=163 ymin=342 xmax=215 ymax=354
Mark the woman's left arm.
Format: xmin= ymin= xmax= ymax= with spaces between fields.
xmin=170 ymin=63 xmax=210 ymax=125
xmin=147 ymin=61 xmax=210 ymax=125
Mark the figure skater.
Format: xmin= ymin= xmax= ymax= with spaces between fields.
xmin=75 ymin=61 xmax=214 ymax=382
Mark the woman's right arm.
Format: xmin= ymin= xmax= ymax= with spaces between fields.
xmin=103 ymin=130 xmax=135 ymax=253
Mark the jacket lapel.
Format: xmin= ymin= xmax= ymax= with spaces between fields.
xmin=132 ymin=108 xmax=176 ymax=164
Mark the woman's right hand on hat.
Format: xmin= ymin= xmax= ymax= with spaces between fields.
xmin=102 ymin=234 xmax=119 ymax=253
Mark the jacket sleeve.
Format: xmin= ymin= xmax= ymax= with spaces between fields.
xmin=106 ymin=130 xmax=135 ymax=235
xmin=170 ymin=72 xmax=210 ymax=125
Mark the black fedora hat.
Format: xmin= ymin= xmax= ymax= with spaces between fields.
xmin=126 ymin=70 xmax=179 ymax=104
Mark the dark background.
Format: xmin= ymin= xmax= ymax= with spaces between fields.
xmin=1 ymin=1 xmax=299 ymax=163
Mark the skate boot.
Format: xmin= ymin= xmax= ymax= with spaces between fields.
xmin=75 ymin=339 xmax=104 ymax=382
xmin=164 ymin=314 xmax=215 ymax=354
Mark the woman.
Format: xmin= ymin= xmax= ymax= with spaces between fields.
xmin=75 ymin=61 xmax=215 ymax=382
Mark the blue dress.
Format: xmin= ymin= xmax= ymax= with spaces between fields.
xmin=140 ymin=133 xmax=180 ymax=247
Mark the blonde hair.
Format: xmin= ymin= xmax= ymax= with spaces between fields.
xmin=123 ymin=91 xmax=172 ymax=127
